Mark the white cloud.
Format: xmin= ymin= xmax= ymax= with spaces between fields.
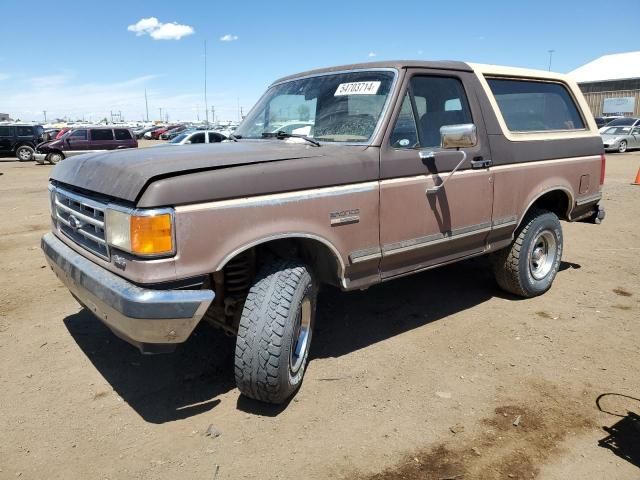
xmin=127 ymin=17 xmax=194 ymax=40
xmin=220 ymin=34 xmax=239 ymax=42
xmin=368 ymin=52 xmax=377 ymax=58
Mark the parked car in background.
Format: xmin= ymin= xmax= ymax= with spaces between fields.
xmin=598 ymin=117 xmax=640 ymax=132
xmin=148 ymin=125 xmax=179 ymax=140
xmin=159 ymin=125 xmax=187 ymax=140
xmin=35 ymin=127 xmax=137 ymax=164
xmin=601 ymin=125 xmax=640 ymax=153
xmin=136 ymin=126 xmax=162 ymax=139
xmin=594 ymin=117 xmax=607 ymax=128
xmin=0 ymin=124 xmax=45 ymax=161
xmin=55 ymin=128 xmax=71 ymax=139
xmin=164 ymin=130 xmax=227 ymax=145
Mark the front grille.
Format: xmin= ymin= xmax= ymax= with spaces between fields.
xmin=54 ymin=187 xmax=109 ymax=259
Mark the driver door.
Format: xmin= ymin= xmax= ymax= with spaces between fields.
xmin=379 ymin=69 xmax=494 ymax=278
xmin=65 ymin=129 xmax=89 ymax=152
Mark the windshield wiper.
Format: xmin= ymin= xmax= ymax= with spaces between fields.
xmin=261 ymin=131 xmax=320 ymax=147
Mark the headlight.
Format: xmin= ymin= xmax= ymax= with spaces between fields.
xmin=106 ymin=207 xmax=175 ymax=257
xmin=48 ymin=184 xmax=57 ymax=226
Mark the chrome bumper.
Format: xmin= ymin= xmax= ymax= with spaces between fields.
xmin=41 ymin=232 xmax=214 ymax=353
xmin=34 ymin=153 xmax=47 ymax=163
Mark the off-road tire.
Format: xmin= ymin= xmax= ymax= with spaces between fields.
xmin=16 ymin=145 xmax=34 ymax=162
xmin=491 ymin=209 xmax=563 ymax=298
xmin=235 ymin=260 xmax=316 ymax=404
xmin=48 ymin=152 xmax=64 ymax=164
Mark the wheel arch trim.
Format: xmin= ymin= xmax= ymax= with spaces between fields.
xmin=516 ymin=186 xmax=574 ymax=231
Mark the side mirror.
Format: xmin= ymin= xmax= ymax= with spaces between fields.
xmin=440 ymin=123 xmax=477 ymax=149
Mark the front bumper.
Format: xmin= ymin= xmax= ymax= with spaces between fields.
xmin=34 ymin=153 xmax=47 ymax=163
xmin=41 ymin=232 xmax=214 ymax=353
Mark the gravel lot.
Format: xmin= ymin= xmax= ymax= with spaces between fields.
xmin=0 ymin=148 xmax=638 ymax=480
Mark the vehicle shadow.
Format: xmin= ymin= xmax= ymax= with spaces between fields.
xmin=596 ymin=393 xmax=640 ymax=469
xmin=64 ymin=256 xmax=580 ymax=422
xmin=64 ymin=312 xmax=236 ymax=424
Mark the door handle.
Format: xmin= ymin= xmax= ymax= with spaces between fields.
xmin=470 ymin=157 xmax=492 ymax=169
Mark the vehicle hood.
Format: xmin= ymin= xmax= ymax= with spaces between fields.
xmin=600 ymin=134 xmax=624 ymax=141
xmin=50 ymin=140 xmax=336 ymax=202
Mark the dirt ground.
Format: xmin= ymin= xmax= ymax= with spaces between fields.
xmin=0 ymin=149 xmax=638 ymax=480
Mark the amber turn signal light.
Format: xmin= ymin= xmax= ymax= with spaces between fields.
xmin=130 ymin=213 xmax=173 ymax=255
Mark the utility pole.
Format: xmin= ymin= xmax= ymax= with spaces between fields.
xmin=42 ymin=110 xmax=47 ymax=123
xmin=144 ymin=88 xmax=149 ymax=122
xmin=547 ymin=49 xmax=555 ymax=71
xmin=211 ymin=106 xmax=215 ymax=125
xmin=204 ymin=40 xmax=209 ymax=125
xmin=159 ymin=107 xmax=162 ymax=122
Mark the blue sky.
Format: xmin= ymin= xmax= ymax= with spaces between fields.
xmin=0 ymin=0 xmax=637 ymax=122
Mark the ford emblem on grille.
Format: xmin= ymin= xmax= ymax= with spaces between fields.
xmin=68 ymin=215 xmax=83 ymax=230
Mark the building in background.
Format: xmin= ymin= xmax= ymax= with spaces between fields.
xmin=0 ymin=113 xmax=13 ymax=122
xmin=568 ymin=51 xmax=640 ymax=117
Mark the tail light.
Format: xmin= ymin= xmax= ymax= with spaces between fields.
xmin=600 ymin=153 xmax=606 ymax=185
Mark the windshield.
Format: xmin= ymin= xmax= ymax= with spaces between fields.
xmin=606 ymin=118 xmax=635 ymax=127
xmin=168 ymin=133 xmax=189 ymax=143
xmin=603 ymin=127 xmax=631 ymax=135
xmin=235 ymin=70 xmax=395 ymax=143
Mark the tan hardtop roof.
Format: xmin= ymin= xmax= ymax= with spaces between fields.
xmin=272 ymin=60 xmax=573 ymax=85
xmin=271 ymin=60 xmax=472 ymax=84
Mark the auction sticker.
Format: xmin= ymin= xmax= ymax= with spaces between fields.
xmin=334 ymin=81 xmax=381 ymax=96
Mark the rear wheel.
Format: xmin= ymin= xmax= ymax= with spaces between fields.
xmin=491 ymin=209 xmax=563 ymax=298
xmin=48 ymin=152 xmax=64 ymax=164
xmin=618 ymin=141 xmax=627 ymax=153
xmin=234 ymin=259 xmax=316 ymax=404
xmin=16 ymin=145 xmax=34 ymax=162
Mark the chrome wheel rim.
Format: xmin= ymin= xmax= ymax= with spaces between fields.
xmin=50 ymin=154 xmax=62 ymax=164
xmin=18 ymin=149 xmax=30 ymax=160
xmin=529 ymin=230 xmax=557 ymax=280
xmin=618 ymin=141 xmax=627 ymax=153
xmin=290 ymin=297 xmax=311 ymax=374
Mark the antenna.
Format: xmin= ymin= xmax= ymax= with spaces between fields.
xmin=144 ymin=88 xmax=149 ymax=122
xmin=547 ymin=49 xmax=555 ymax=71
xmin=204 ymin=40 xmax=209 ymax=125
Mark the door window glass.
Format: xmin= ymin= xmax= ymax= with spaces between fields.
xmin=189 ymin=132 xmax=205 ymax=143
xmin=389 ymin=76 xmax=473 ymax=148
xmin=487 ymin=78 xmax=585 ymax=131
xmin=16 ymin=126 xmax=33 ymax=136
xmin=0 ymin=126 xmax=14 ymax=136
xmin=208 ymin=132 xmax=224 ymax=143
xmin=114 ymin=129 xmax=132 ymax=140
xmin=70 ymin=129 xmax=87 ymax=139
xmin=91 ymin=129 xmax=114 ymax=141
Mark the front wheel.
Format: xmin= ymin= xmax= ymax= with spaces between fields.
xmin=491 ymin=209 xmax=563 ymax=298
xmin=47 ymin=152 xmax=64 ymax=164
xmin=235 ymin=260 xmax=316 ymax=404
xmin=16 ymin=146 xmax=34 ymax=162
xmin=618 ymin=141 xmax=627 ymax=153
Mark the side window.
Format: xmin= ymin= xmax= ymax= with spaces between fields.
xmin=16 ymin=126 xmax=33 ymax=136
xmin=486 ymin=78 xmax=585 ymax=132
xmin=390 ymin=76 xmax=473 ymax=149
xmin=114 ymin=129 xmax=132 ymax=140
xmin=0 ymin=126 xmax=14 ymax=136
xmin=208 ymin=132 xmax=223 ymax=143
xmin=632 ymin=127 xmax=640 ymax=135
xmin=90 ymin=129 xmax=114 ymax=141
xmin=70 ymin=129 xmax=87 ymax=139
xmin=389 ymin=94 xmax=419 ymax=148
xmin=190 ymin=132 xmax=205 ymax=144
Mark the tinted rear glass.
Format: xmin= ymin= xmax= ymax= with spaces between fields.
xmin=114 ymin=129 xmax=132 ymax=140
xmin=606 ymin=118 xmax=636 ymax=127
xmin=0 ymin=126 xmax=14 ymax=136
xmin=487 ymin=78 xmax=585 ymax=132
xmin=91 ymin=129 xmax=114 ymax=141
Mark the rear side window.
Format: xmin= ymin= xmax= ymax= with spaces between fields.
xmin=91 ymin=129 xmax=114 ymax=141
xmin=0 ymin=126 xmax=14 ymax=136
xmin=487 ymin=78 xmax=585 ymax=132
xmin=16 ymin=126 xmax=33 ymax=136
xmin=114 ymin=129 xmax=132 ymax=140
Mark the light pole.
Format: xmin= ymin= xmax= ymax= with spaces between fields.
xmin=547 ymin=49 xmax=555 ymax=71
xmin=204 ymin=40 xmax=209 ymax=125
xmin=144 ymin=89 xmax=149 ymax=122
xmin=43 ymin=110 xmax=47 ymax=123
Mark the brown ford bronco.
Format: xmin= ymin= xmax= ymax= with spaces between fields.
xmin=42 ymin=61 xmax=606 ymax=404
